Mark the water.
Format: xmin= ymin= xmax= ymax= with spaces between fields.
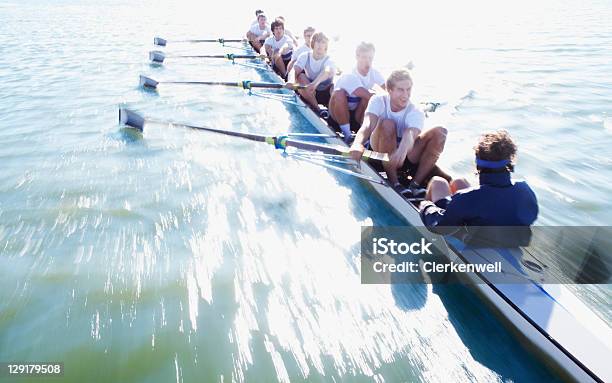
xmin=0 ymin=0 xmax=610 ymax=381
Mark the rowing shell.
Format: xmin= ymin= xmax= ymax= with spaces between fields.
xmin=240 ymin=45 xmax=612 ymax=383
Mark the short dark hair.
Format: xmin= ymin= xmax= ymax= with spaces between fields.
xmin=271 ymin=20 xmax=284 ymax=32
xmin=475 ymin=130 xmax=517 ymax=172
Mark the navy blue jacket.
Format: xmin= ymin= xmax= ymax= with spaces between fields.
xmin=420 ymin=172 xmax=538 ymax=228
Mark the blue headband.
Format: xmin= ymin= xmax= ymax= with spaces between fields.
xmin=475 ymin=157 xmax=510 ymax=169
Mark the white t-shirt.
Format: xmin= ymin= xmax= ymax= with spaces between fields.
xmin=291 ymin=44 xmax=311 ymax=61
xmin=365 ymin=94 xmax=424 ymax=137
xmin=249 ymin=24 xmax=271 ymax=39
xmin=294 ymin=52 xmax=336 ymax=81
xmin=264 ymin=34 xmax=293 ymax=53
xmin=335 ymin=67 xmax=385 ymax=110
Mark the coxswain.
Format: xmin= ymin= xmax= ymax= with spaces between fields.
xmin=420 ymin=130 xmax=538 ymax=228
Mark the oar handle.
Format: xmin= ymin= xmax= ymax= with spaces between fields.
xmin=240 ymin=81 xmax=304 ymax=90
xmin=283 ymin=83 xmax=307 ymax=90
xmin=362 ymin=149 xmax=390 ymax=162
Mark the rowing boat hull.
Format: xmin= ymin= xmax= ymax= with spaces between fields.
xmin=243 ymin=47 xmax=611 ymax=383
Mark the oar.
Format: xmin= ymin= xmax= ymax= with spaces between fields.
xmin=149 ymin=50 xmax=265 ymax=64
xmin=139 ymin=75 xmax=305 ymax=91
xmin=118 ymin=108 xmax=389 ymax=163
xmin=421 ymin=102 xmax=441 ymax=113
xmin=154 ymin=37 xmax=245 ymax=46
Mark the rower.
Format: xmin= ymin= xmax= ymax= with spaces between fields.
xmin=330 ymin=42 xmax=385 ymax=142
xmin=264 ymin=19 xmax=294 ymax=79
xmin=246 ymin=13 xmax=271 ymax=53
xmin=275 ymin=16 xmax=299 ymax=46
xmin=250 ymin=9 xmax=264 ymax=26
xmin=349 ymin=69 xmax=449 ymax=197
xmin=420 ymin=130 xmax=538 ymax=228
xmin=287 ymin=27 xmax=315 ymax=78
xmin=293 ymin=32 xmax=335 ymax=116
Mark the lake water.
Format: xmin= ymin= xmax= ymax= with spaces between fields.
xmin=0 ymin=0 xmax=610 ymax=381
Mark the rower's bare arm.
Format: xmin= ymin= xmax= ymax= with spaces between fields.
xmin=293 ymin=65 xmax=305 ymax=81
xmin=264 ymin=44 xmax=273 ymax=57
xmin=391 ymin=128 xmax=418 ymax=167
xmin=349 ymin=113 xmax=379 ymax=160
xmin=311 ymin=66 xmax=334 ymax=89
xmin=286 ymin=60 xmax=296 ymax=79
xmin=353 ymin=87 xmax=372 ymax=99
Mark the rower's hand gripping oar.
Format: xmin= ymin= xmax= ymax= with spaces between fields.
xmin=149 ymin=50 xmax=266 ymax=64
xmin=118 ymin=108 xmax=389 ymax=163
xmin=139 ymin=75 xmax=305 ymax=91
xmin=154 ymin=37 xmax=246 ymax=46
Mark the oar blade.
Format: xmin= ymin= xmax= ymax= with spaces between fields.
xmin=119 ymin=108 xmax=145 ymax=132
xmin=154 ymin=37 xmax=167 ymax=46
xmin=149 ymin=50 xmax=165 ymax=63
xmin=139 ymin=75 xmax=159 ymax=89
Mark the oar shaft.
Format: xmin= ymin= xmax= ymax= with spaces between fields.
xmin=163 ymin=121 xmax=269 ymax=142
xmin=154 ymin=37 xmax=244 ymax=46
xmin=159 ymin=81 xmax=285 ymax=88
xmin=161 ymin=80 xmax=244 ymax=87
xmin=189 ymin=39 xmax=244 ymax=43
xmin=281 ymin=139 xmax=386 ymax=161
xmin=118 ymin=109 xmax=388 ymax=162
xmin=139 ymin=75 xmax=304 ymax=91
xmin=170 ymin=54 xmax=260 ymax=59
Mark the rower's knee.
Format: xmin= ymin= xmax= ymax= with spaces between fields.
xmin=427 ymin=126 xmax=447 ymax=154
xmin=450 ymin=178 xmax=470 ymax=194
xmin=429 ymin=176 xmax=450 ymax=188
xmin=330 ymin=90 xmax=348 ymax=105
xmin=427 ymin=176 xmax=452 ymax=202
xmin=432 ymin=126 xmax=447 ymax=144
xmin=380 ymin=119 xmax=396 ymax=136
